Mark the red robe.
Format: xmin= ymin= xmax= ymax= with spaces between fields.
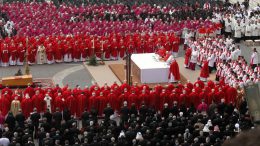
xmin=17 ymin=45 xmax=25 ymax=63
xmin=0 ymin=97 xmax=10 ymax=116
xmin=97 ymin=95 xmax=108 ymax=116
xmin=128 ymin=93 xmax=138 ymax=108
xmin=159 ymin=92 xmax=168 ymax=111
xmin=21 ymin=98 xmax=33 ymax=118
xmin=1 ymin=87 xmax=13 ymax=96
xmin=1 ymin=47 xmax=9 ymax=63
xmin=118 ymin=93 xmax=127 ymax=109
xmin=168 ymin=60 xmax=181 ymax=80
xmin=107 ymin=92 xmax=117 ymax=110
xmin=184 ymin=48 xmax=192 ymax=66
xmin=147 ymin=91 xmax=156 ymax=108
xmin=226 ymin=87 xmax=238 ymax=103
xmin=28 ymin=47 xmax=37 ymax=63
xmin=131 ymin=86 xmax=140 ymax=95
xmin=179 ymin=93 xmax=187 ymax=105
xmin=54 ymin=47 xmax=63 ymax=61
xmin=88 ymin=95 xmax=98 ymax=111
xmin=172 ymin=37 xmax=180 ymax=52
xmin=24 ymin=86 xmax=35 ymax=98
xmin=66 ymin=95 xmax=77 ymax=116
xmin=137 ymin=93 xmax=147 ymax=109
xmin=32 ymin=94 xmax=45 ymax=113
xmin=9 ymin=44 xmax=17 ymax=62
xmin=76 ymin=94 xmax=87 ymax=117
xmin=110 ymin=39 xmax=118 ymax=58
xmin=215 ymin=90 xmax=225 ymax=104
xmin=189 ymin=91 xmax=199 ymax=107
xmin=199 ymin=91 xmax=207 ymax=103
xmin=54 ymin=95 xmax=65 ymax=111
xmin=2 ymin=94 xmax=12 ymax=105
xmin=200 ymin=60 xmax=209 ymax=78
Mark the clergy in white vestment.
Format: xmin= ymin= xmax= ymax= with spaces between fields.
xmin=252 ymin=21 xmax=259 ymax=40
xmin=207 ymin=53 xmax=216 ymax=73
xmin=245 ymin=22 xmax=252 ymax=40
xmin=250 ymin=48 xmax=259 ymax=69
xmin=36 ymin=44 xmax=47 ymax=64
xmin=189 ymin=48 xmax=198 ymax=70
xmin=44 ymin=94 xmax=52 ymax=113
xmin=234 ymin=23 xmax=242 ymax=43
xmin=224 ymin=18 xmax=232 ymax=37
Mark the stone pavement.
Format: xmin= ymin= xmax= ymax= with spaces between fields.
xmin=0 ymin=42 xmax=256 ymax=88
xmin=0 ymin=63 xmax=93 ymax=88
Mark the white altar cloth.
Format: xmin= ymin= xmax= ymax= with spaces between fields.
xmin=131 ymin=53 xmax=170 ymax=83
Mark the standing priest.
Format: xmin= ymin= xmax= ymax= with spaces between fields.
xmin=168 ymin=56 xmax=180 ymax=83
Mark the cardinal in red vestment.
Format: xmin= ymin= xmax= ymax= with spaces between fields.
xmin=200 ymin=60 xmax=209 ymax=81
xmin=54 ymin=92 xmax=65 ymax=111
xmin=0 ymin=95 xmax=10 ymax=116
xmin=32 ymin=91 xmax=44 ymax=113
xmin=184 ymin=48 xmax=192 ymax=68
xmin=168 ymin=59 xmax=180 ymax=82
xmin=76 ymin=93 xmax=87 ymax=117
xmin=66 ymin=94 xmax=77 ymax=116
xmin=96 ymin=92 xmax=108 ymax=116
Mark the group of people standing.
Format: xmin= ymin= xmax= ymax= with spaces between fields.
xmin=184 ymin=35 xmax=259 ymax=85
xmin=223 ymin=3 xmax=260 ymax=42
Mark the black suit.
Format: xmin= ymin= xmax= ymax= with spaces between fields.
xmin=15 ymin=112 xmax=26 ymax=128
xmin=53 ymin=111 xmax=62 ymax=128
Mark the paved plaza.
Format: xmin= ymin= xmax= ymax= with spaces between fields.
xmin=0 ymin=42 xmax=257 ymax=88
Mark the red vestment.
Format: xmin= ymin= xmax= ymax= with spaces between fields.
xmin=66 ymin=95 xmax=77 ymax=116
xmin=1 ymin=87 xmax=13 ymax=96
xmin=200 ymin=60 xmax=209 ymax=78
xmin=54 ymin=95 xmax=65 ymax=111
xmin=137 ymin=93 xmax=147 ymax=109
xmin=0 ymin=97 xmax=10 ymax=116
xmin=107 ymin=92 xmax=117 ymax=110
xmin=226 ymin=87 xmax=237 ymax=103
xmin=184 ymin=48 xmax=192 ymax=66
xmin=76 ymin=94 xmax=87 ymax=117
xmin=24 ymin=86 xmax=35 ymax=98
xmin=128 ymin=93 xmax=138 ymax=108
xmin=97 ymin=95 xmax=108 ymax=116
xmin=168 ymin=60 xmax=180 ymax=80
xmin=189 ymin=92 xmax=199 ymax=107
xmin=21 ymin=98 xmax=33 ymax=118
xmin=32 ymin=94 xmax=45 ymax=113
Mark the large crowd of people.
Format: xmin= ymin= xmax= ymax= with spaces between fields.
xmin=223 ymin=1 xmax=260 ymax=42
xmin=185 ymin=36 xmax=259 ymax=85
xmin=0 ymin=0 xmax=259 ymax=146
xmin=0 ymin=79 xmax=252 ymax=146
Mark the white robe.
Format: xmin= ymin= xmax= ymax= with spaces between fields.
xmin=252 ymin=24 xmax=258 ymax=36
xmin=190 ymin=50 xmax=198 ymax=63
xmin=36 ymin=46 xmax=47 ymax=64
xmin=245 ymin=25 xmax=252 ymax=37
xmin=44 ymin=96 xmax=52 ymax=113
xmin=234 ymin=25 xmax=242 ymax=38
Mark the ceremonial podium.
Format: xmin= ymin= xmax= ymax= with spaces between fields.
xmin=1 ymin=75 xmax=33 ymax=87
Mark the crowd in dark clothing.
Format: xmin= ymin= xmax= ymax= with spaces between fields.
xmin=0 ymin=93 xmax=254 ymax=146
xmin=0 ymin=10 xmax=17 ymax=39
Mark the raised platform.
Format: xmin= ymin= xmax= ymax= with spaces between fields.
xmin=108 ymin=63 xmax=187 ymax=88
xmin=0 ymin=78 xmax=55 ymax=89
xmin=84 ymin=57 xmax=216 ymax=87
